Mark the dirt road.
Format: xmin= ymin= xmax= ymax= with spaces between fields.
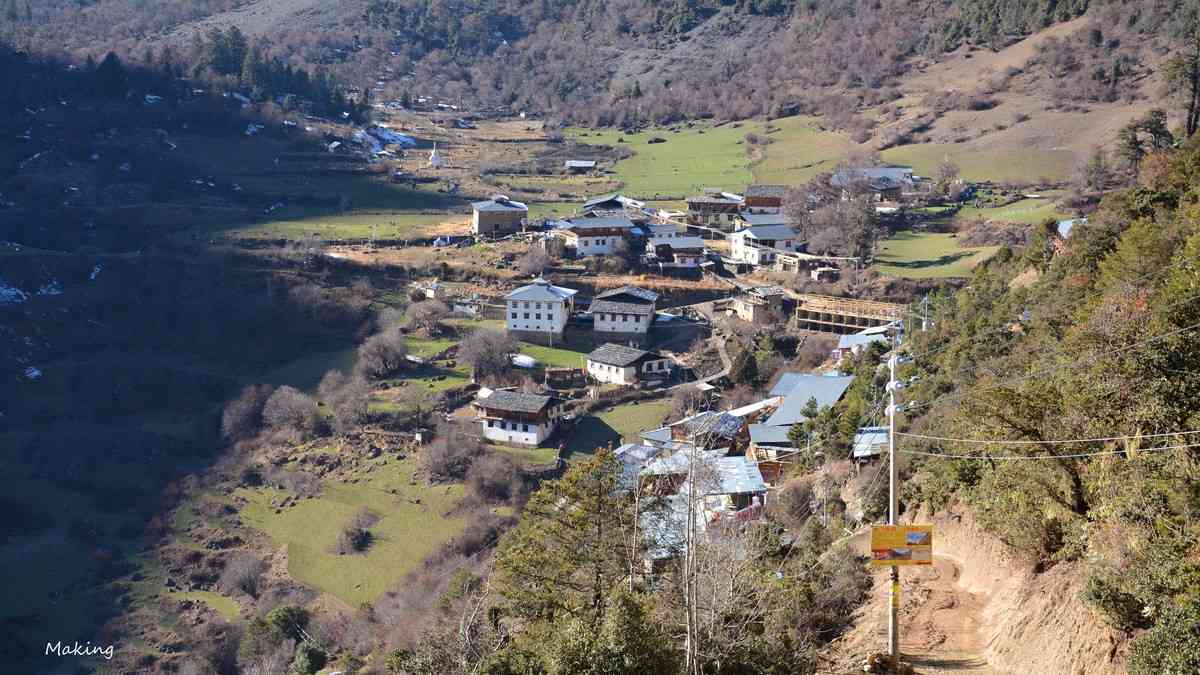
xmin=827 ymin=555 xmax=998 ymax=674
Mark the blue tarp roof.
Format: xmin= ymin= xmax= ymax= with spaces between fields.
xmin=764 ymin=374 xmax=855 ymax=427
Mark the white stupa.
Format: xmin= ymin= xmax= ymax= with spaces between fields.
xmin=428 ymin=142 xmax=444 ymax=169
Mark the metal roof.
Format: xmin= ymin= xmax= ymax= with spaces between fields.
xmin=596 ymin=285 xmax=659 ymax=303
xmin=763 ymin=374 xmax=855 ymax=427
xmin=564 ymin=160 xmax=597 ymax=168
xmin=837 ymin=333 xmax=887 ymax=350
xmin=687 ymin=196 xmax=740 ymax=205
xmin=738 ymin=213 xmax=789 ymax=226
xmin=681 ymin=410 xmax=744 ymax=440
xmin=710 ymin=456 xmax=768 ymax=495
xmin=745 ymin=184 xmax=788 ymax=198
xmin=649 ymin=236 xmax=705 ymax=249
xmin=587 ymin=343 xmax=660 ymax=367
xmin=561 ymin=216 xmax=637 ymax=231
xmin=737 ymin=224 xmax=798 ymax=240
xmin=853 ymin=426 xmax=889 ymax=458
xmin=505 ymin=278 xmax=579 ymax=302
xmin=476 ymin=390 xmax=556 ymax=414
xmin=590 ymin=299 xmax=656 ymax=316
xmin=471 ymin=197 xmax=528 ymax=212
xmin=830 ymin=167 xmax=915 ymax=191
xmin=614 ymin=442 xmax=662 ymax=488
xmin=748 ymin=423 xmax=793 ymax=446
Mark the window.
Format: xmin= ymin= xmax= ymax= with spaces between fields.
xmin=622 ymin=314 xmax=628 ymax=322
xmin=524 ymin=313 xmax=530 ymax=319
xmin=523 ymin=301 xmax=530 ymax=309
xmin=535 ymin=302 xmax=542 ymax=310
xmin=523 ymin=424 xmax=530 ymax=432
xmin=634 ymin=315 xmax=641 ymax=323
xmin=535 ymin=313 xmax=542 ymax=320
xmin=487 ymin=420 xmax=494 ymax=427
xmin=511 ymin=312 xmax=517 ymax=319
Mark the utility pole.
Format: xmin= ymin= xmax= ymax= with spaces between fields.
xmin=887 ymin=322 xmax=901 ymax=661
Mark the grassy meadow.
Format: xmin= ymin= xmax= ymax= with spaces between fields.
xmin=872 ymin=231 xmax=1000 ymax=279
xmin=564 ymin=398 xmax=673 ymax=459
xmin=880 ymin=143 xmax=1074 ymax=184
xmin=235 ymin=454 xmax=467 ymax=607
xmin=753 ymin=116 xmax=856 ymax=185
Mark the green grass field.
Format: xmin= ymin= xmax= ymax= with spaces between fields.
xmin=955 ymin=197 xmax=1068 ymax=225
xmin=236 ymin=454 xmax=466 ymax=606
xmin=872 ymin=231 xmax=1000 ymax=279
xmin=570 ymin=122 xmax=762 ymax=198
xmin=880 ymin=143 xmax=1074 ymax=184
xmin=175 ymin=590 xmax=241 ymax=621
xmin=753 ymin=116 xmax=856 ymax=185
xmin=221 ymin=211 xmax=454 ymax=240
xmin=518 ymin=342 xmax=589 ymax=368
xmin=564 ymin=399 xmax=672 ymax=458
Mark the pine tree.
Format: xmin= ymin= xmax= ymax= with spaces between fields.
xmin=728 ymin=347 xmax=759 ymax=386
xmin=94 ymin=52 xmax=128 ymax=98
xmin=493 ymin=449 xmax=633 ymax=627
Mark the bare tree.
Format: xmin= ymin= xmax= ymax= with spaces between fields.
xmin=458 ymin=329 xmax=517 ymax=382
xmin=319 ymin=369 xmax=371 ymax=435
xmin=422 ymin=420 xmax=481 ymax=482
xmin=221 ymin=383 xmax=273 ymax=441
xmin=262 ymin=386 xmax=318 ymax=435
xmin=356 ymin=328 xmax=409 ymax=380
xmin=407 ymin=299 xmax=450 ymax=335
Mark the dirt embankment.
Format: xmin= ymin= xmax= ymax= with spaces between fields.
xmin=827 ymin=506 xmax=1127 ymax=675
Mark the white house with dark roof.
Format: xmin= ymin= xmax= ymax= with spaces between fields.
xmin=505 ymin=277 xmax=578 ymax=340
xmin=729 ymin=221 xmax=802 ymax=266
xmin=743 ymin=184 xmax=787 ymax=213
xmin=591 ymin=285 xmax=658 ymax=336
xmin=830 ymin=167 xmax=917 ymax=201
xmin=471 ymin=195 xmax=528 ymax=236
xmin=475 ymin=389 xmax=564 ymax=446
xmin=554 ymin=216 xmax=639 ymax=257
xmin=586 ymin=343 xmax=673 ymax=386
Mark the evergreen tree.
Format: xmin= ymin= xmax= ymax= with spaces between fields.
xmin=728 ymin=347 xmax=759 ymax=386
xmin=94 ymin=52 xmax=128 ymax=98
xmin=493 ymin=450 xmax=633 ymax=627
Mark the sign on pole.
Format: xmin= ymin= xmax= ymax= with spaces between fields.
xmin=870 ymin=525 xmax=933 ymax=566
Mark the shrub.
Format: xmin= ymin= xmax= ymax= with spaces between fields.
xmin=1129 ymin=594 xmax=1200 ymax=674
xmin=334 ymin=507 xmax=379 ymax=554
xmin=219 ymin=553 xmax=266 ymax=598
xmin=466 ymin=454 xmax=525 ymax=503
xmin=1082 ymin=575 xmax=1148 ymax=631
xmin=422 ymin=422 xmax=480 ymax=482
xmin=266 ymin=605 xmax=310 ymax=642
xmin=221 ymin=384 xmax=273 ymax=441
xmin=292 ymin=641 xmax=327 ymax=675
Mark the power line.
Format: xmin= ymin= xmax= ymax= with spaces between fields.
xmin=899 ymin=440 xmax=1200 ymax=460
xmin=895 ymin=429 xmax=1200 ymax=445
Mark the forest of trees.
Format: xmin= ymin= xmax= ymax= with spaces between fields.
xmin=899 ymin=136 xmax=1200 ymax=673
xmin=1 ymin=0 xmax=1146 ymax=126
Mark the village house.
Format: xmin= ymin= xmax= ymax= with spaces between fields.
xmin=831 ymin=327 xmax=889 ymax=360
xmin=646 ymin=235 xmax=706 ymax=268
xmin=553 ymin=216 xmax=640 ymax=257
xmin=830 ymin=167 xmax=917 ymax=202
xmin=585 ymin=343 xmax=673 ymax=386
xmin=852 ymin=426 xmax=889 ymax=463
xmin=475 ymin=389 xmax=564 ymax=446
xmin=728 ymin=285 xmax=786 ymax=325
xmin=471 ymin=195 xmax=528 ymax=236
xmin=505 ymin=277 xmax=578 ymax=342
xmin=729 ymin=220 xmax=803 ymax=266
xmin=591 ymin=285 xmax=658 ymax=336
xmin=685 ymin=192 xmax=742 ymax=230
xmin=762 ymin=373 xmax=855 ymax=428
xmin=743 ymin=184 xmax=787 ymax=214
xmin=579 ymin=192 xmax=645 ymax=216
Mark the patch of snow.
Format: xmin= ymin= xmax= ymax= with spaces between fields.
xmin=38 ymin=280 xmax=64 ymax=296
xmin=0 ymin=279 xmax=29 ymax=304
xmin=90 ymin=264 xmax=102 ymax=281
xmin=144 ymin=94 xmax=163 ymax=105
xmin=245 ymin=123 xmax=264 ymax=136
xmin=24 ymin=366 xmax=42 ymax=380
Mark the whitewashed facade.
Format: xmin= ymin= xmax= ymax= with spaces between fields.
xmin=505 ymin=278 xmax=578 ymax=338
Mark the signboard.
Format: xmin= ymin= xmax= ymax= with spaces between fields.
xmin=870 ymin=525 xmax=933 ymax=566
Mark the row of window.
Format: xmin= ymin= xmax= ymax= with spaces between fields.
xmin=487 ymin=420 xmax=534 ymax=432
xmin=512 ymin=312 xmax=555 ymax=320
xmin=596 ymin=313 xmax=642 ymax=323
xmin=509 ymin=301 xmax=559 ymax=310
